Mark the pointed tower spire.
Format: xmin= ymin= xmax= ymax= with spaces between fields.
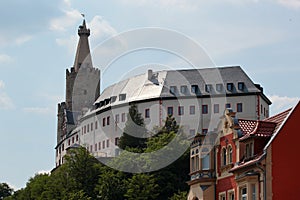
xmin=73 ymin=19 xmax=93 ymax=72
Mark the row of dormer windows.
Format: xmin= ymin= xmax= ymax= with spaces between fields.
xmin=169 ymin=82 xmax=245 ymax=95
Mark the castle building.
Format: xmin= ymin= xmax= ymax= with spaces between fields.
xmin=55 ymin=20 xmax=272 ymax=167
xmin=187 ymin=101 xmax=300 ymax=200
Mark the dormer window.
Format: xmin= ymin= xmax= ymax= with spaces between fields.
xmin=238 ymin=82 xmax=245 ymax=91
xmin=216 ymin=84 xmax=223 ymax=92
xmin=191 ymin=85 xmax=199 ymax=94
xmin=180 ymin=85 xmax=187 ymax=93
xmin=245 ymin=142 xmax=254 ymax=158
xmin=170 ymin=86 xmax=176 ymax=94
xmin=227 ymin=83 xmax=234 ymax=91
xmin=119 ymin=94 xmax=126 ymax=101
xmin=205 ymin=84 xmax=212 ymax=93
xmin=111 ymin=96 xmax=117 ymax=103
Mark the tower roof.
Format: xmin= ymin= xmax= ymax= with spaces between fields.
xmin=73 ymin=19 xmax=93 ymax=72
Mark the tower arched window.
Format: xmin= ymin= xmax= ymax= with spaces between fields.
xmin=228 ymin=145 xmax=233 ymax=164
xmin=222 ymin=148 xmax=227 ymax=166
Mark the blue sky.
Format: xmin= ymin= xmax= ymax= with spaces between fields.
xmin=0 ymin=0 xmax=299 ymax=189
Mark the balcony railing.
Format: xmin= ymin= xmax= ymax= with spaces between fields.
xmin=190 ymin=169 xmax=216 ymax=181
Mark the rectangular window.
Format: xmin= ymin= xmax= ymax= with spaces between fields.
xmin=111 ymin=96 xmax=117 ymax=103
xmin=205 ymin=84 xmax=212 ymax=93
xmin=241 ymin=187 xmax=247 ymax=200
xmin=178 ymin=106 xmax=184 ymax=115
xmin=227 ymin=83 xmax=234 ymax=91
xmin=102 ymin=118 xmax=106 ymax=126
xmin=213 ymin=104 xmax=219 ymax=113
xmin=95 ymin=143 xmax=97 ymax=152
xmin=106 ymin=139 xmax=109 ymax=148
xmin=84 ymin=126 xmax=86 ymax=134
xmin=167 ymin=107 xmax=173 ymax=116
xmin=76 ymin=135 xmax=79 ymax=141
xmin=252 ymin=184 xmax=256 ymax=200
xmin=180 ymin=85 xmax=187 ymax=93
xmin=191 ymin=85 xmax=199 ymax=94
xmin=228 ymin=191 xmax=235 ymax=200
xmin=190 ymin=105 xmax=195 ymax=115
xmin=238 ymin=82 xmax=245 ymax=91
xmin=102 ymin=141 xmax=105 ymax=149
xmin=226 ymin=103 xmax=231 ymax=109
xmin=145 ymin=108 xmax=150 ymax=118
xmin=72 ymin=137 xmax=74 ymax=144
xmin=202 ymin=105 xmax=208 ymax=114
xmin=216 ymin=83 xmax=223 ymax=92
xmin=121 ymin=113 xmax=126 ymax=122
xmin=202 ymin=129 xmax=208 ymax=134
xmin=87 ymin=124 xmax=89 ymax=132
xmin=115 ymin=114 xmax=120 ymax=123
xmin=189 ymin=129 xmax=195 ymax=136
xmin=98 ymin=142 xmax=101 ymax=150
xmin=91 ymin=123 xmax=93 ymax=131
xmin=115 ymin=137 xmax=119 ymax=146
xmin=107 ymin=116 xmax=110 ymax=125
xmin=119 ymin=93 xmax=126 ymax=101
xmin=90 ymin=145 xmax=93 ymax=153
xmin=95 ymin=121 xmax=98 ymax=129
xmin=68 ymin=139 xmax=70 ymax=146
xmin=170 ymin=86 xmax=176 ymax=94
xmin=237 ymin=103 xmax=243 ymax=112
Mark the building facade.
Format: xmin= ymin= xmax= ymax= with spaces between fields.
xmin=55 ymin=21 xmax=271 ymax=167
xmin=188 ymin=101 xmax=300 ymax=200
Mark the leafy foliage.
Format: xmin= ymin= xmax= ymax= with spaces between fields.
xmin=0 ymin=182 xmax=13 ymax=199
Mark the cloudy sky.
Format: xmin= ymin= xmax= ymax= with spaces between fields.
xmin=0 ymin=0 xmax=299 ymax=189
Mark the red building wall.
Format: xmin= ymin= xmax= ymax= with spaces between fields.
xmin=271 ymin=103 xmax=300 ymax=200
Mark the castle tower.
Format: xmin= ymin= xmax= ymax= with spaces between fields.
xmin=57 ymin=19 xmax=100 ymax=143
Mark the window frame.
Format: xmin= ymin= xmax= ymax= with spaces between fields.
xmin=190 ymin=105 xmax=195 ymax=115
xmin=202 ymin=105 xmax=208 ymax=114
xmin=178 ymin=106 xmax=184 ymax=116
xmin=237 ymin=103 xmax=243 ymax=112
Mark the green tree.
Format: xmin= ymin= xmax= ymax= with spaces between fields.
xmin=0 ymin=183 xmax=13 ymax=199
xmin=118 ymin=104 xmax=148 ymax=151
xmin=125 ymin=174 xmax=159 ymax=200
xmin=169 ymin=191 xmax=188 ymax=200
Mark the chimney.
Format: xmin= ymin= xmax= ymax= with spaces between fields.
xmin=148 ymin=69 xmax=153 ymax=81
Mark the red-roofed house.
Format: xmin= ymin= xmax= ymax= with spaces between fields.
xmin=188 ymin=101 xmax=299 ymax=200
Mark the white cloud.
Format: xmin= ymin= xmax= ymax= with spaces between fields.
xmin=277 ymin=0 xmax=300 ymax=9
xmin=50 ymin=9 xmax=82 ymax=32
xmin=56 ymin=35 xmax=77 ymax=54
xmin=269 ymin=95 xmax=299 ymax=115
xmin=15 ymin=35 xmax=32 ymax=45
xmin=0 ymin=54 xmax=13 ymax=64
xmin=0 ymin=80 xmax=14 ymax=110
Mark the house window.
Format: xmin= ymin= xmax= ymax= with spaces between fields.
xmin=228 ymin=191 xmax=235 ymax=200
xmin=202 ymin=105 xmax=208 ymax=114
xmin=205 ymin=84 xmax=212 ymax=93
xmin=84 ymin=125 xmax=86 ymax=134
xmin=72 ymin=137 xmax=74 ymax=144
xmin=219 ymin=193 xmax=226 ymax=200
xmin=170 ymin=86 xmax=176 ymax=94
xmin=241 ymin=187 xmax=247 ymax=200
xmin=251 ymin=184 xmax=256 ymax=200
xmin=261 ymin=105 xmax=263 ymax=114
xmin=202 ymin=153 xmax=210 ymax=170
xmin=216 ymin=83 xmax=223 ymax=92
xmin=202 ymin=129 xmax=208 ymax=134
xmin=167 ymin=107 xmax=173 ymax=116
xmin=119 ymin=93 xmax=126 ymax=101
xmin=115 ymin=137 xmax=120 ymax=146
xmin=122 ymin=113 xmax=126 ymax=122
xmin=189 ymin=129 xmax=196 ymax=136
xmin=68 ymin=139 xmax=70 ymax=146
xmin=95 ymin=143 xmax=97 ymax=151
xmin=264 ymin=107 xmax=266 ymax=116
xmin=227 ymin=83 xmax=234 ymax=91
xmin=178 ymin=106 xmax=184 ymax=116
xmin=191 ymin=85 xmax=199 ymax=94
xmin=87 ymin=124 xmax=89 ymax=132
xmin=102 ymin=118 xmax=106 ymax=127
xmin=213 ymin=104 xmax=219 ymax=113
xmin=107 ymin=116 xmax=110 ymax=125
xmin=106 ymin=139 xmax=109 ymax=148
xmin=145 ymin=108 xmax=150 ymax=118
xmin=226 ymin=103 xmax=231 ymax=109
xmin=76 ymin=135 xmax=79 ymax=141
xmin=237 ymin=103 xmax=243 ymax=112
xmin=190 ymin=105 xmax=195 ymax=115
xmin=228 ymin=146 xmax=233 ymax=164
xmin=98 ymin=142 xmax=101 ymax=150
xmin=90 ymin=145 xmax=93 ymax=153
xmin=102 ymin=141 xmax=105 ymax=149
xmin=111 ymin=96 xmax=117 ymax=103
xmin=222 ymin=148 xmax=227 ymax=166
xmin=95 ymin=121 xmax=98 ymax=129
xmin=180 ymin=85 xmax=187 ymax=93
xmin=91 ymin=123 xmax=93 ymax=131
xmin=115 ymin=114 xmax=119 ymax=123
xmin=238 ymin=82 xmax=245 ymax=91
xmin=62 ymin=143 xmax=64 ymax=151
